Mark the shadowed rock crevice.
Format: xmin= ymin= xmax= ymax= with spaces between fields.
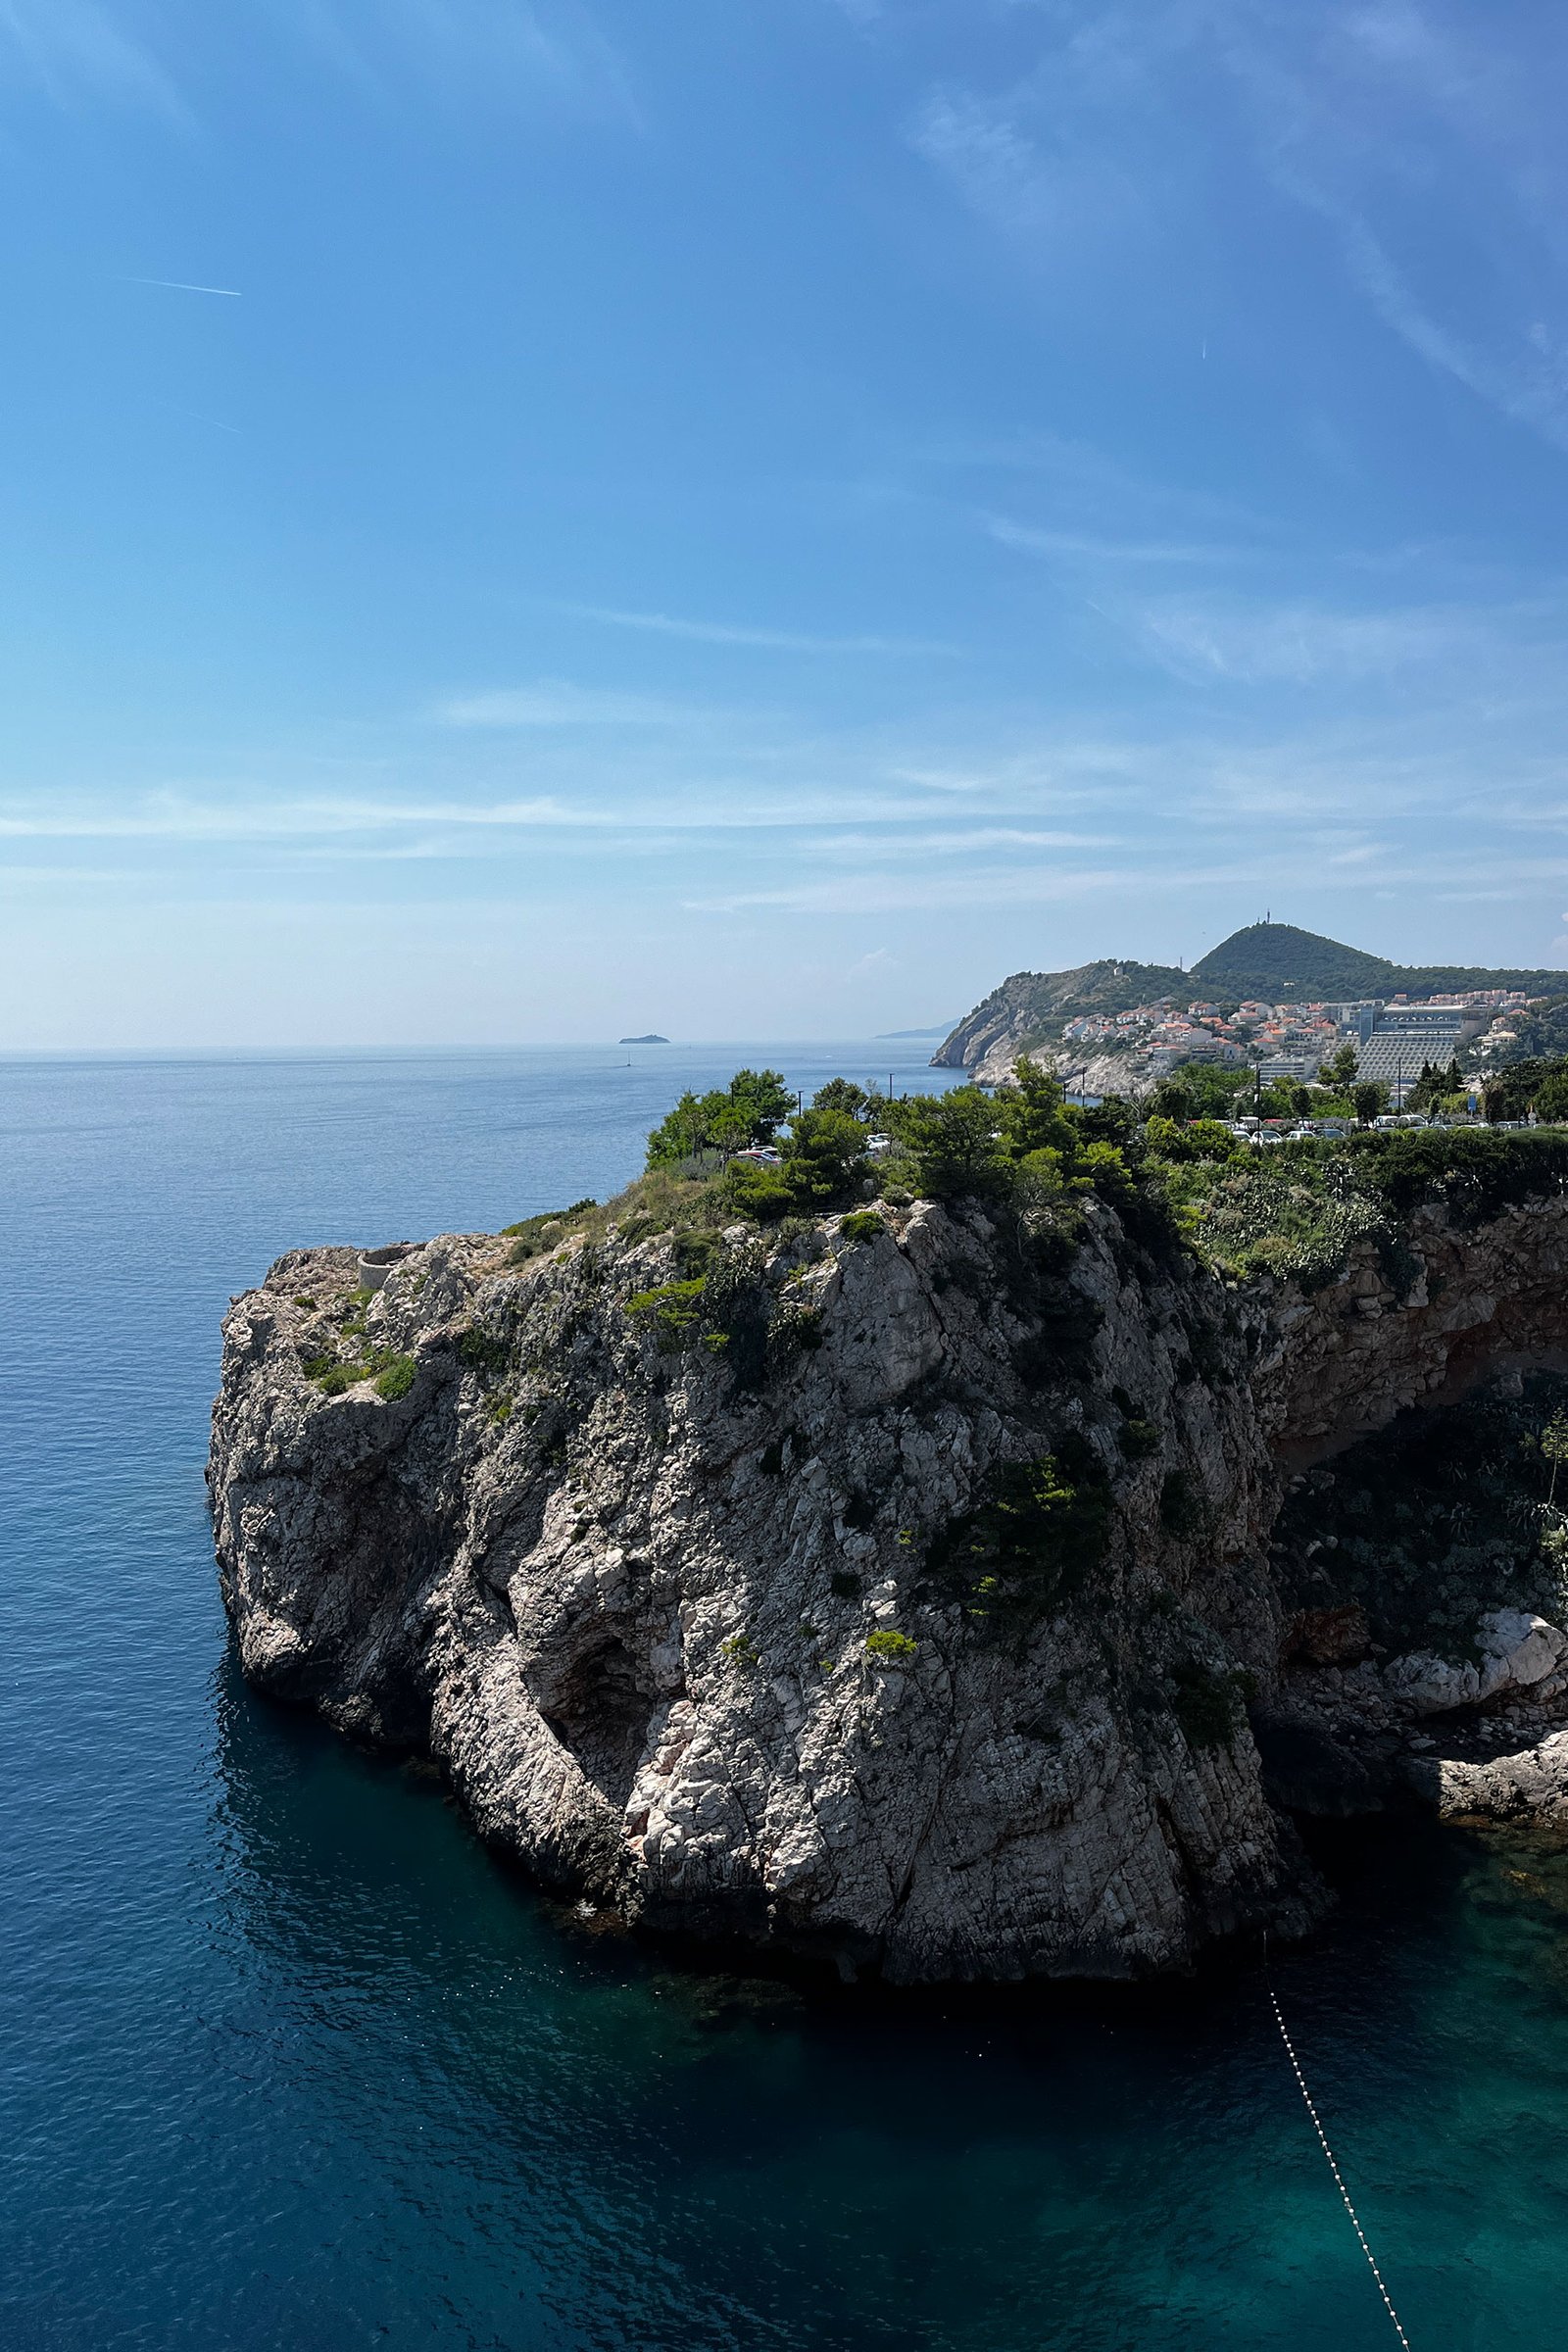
xmin=538 ymin=1634 xmax=658 ymax=1810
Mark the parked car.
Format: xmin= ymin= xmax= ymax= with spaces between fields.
xmin=733 ymin=1146 xmax=784 ymax=1167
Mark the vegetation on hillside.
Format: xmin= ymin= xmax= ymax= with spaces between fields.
xmin=933 ymin=957 xmax=1188 ymax=1063
xmin=486 ymin=1052 xmax=1568 ymax=1315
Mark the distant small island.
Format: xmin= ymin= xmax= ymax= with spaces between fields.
xmin=619 ymin=1033 xmax=669 ymax=1045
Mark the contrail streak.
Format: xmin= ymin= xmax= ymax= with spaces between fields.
xmin=119 ymin=276 xmax=242 ymax=297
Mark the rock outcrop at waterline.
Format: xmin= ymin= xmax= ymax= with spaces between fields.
xmin=209 ymin=1191 xmax=1568 ymax=1982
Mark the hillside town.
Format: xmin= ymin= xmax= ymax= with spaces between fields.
xmin=1058 ymin=986 xmax=1539 ymax=1095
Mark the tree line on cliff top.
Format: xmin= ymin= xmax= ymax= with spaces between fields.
xmin=628 ymin=1056 xmax=1568 ymax=1287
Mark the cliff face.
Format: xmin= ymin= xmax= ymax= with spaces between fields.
xmin=209 ymin=1192 xmax=1568 ymax=1983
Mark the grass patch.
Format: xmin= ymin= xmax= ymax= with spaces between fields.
xmin=306 ymin=1345 xmax=417 ymax=1401
xmin=503 ymin=1200 xmax=598 ymax=1262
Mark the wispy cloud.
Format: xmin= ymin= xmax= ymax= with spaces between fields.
xmin=291 ymin=0 xmax=640 ymax=124
xmin=918 ymin=428 xmax=1256 ymax=530
xmin=0 ymin=0 xmax=638 ymax=126
xmin=797 ymin=826 xmax=1123 ymax=859
xmin=437 ymin=682 xmax=697 ymax=727
xmin=561 ymin=602 xmax=956 ymax=656
xmin=1130 ymin=594 xmax=1534 ymax=686
xmin=0 ymin=0 xmax=182 ymax=115
xmin=909 ymin=1 xmax=1568 ymax=458
xmin=688 ymin=841 xmax=1568 ymax=919
xmin=686 ymin=864 xmax=1139 ymax=916
xmin=985 ymin=514 xmax=1241 ymax=566
xmin=0 ymin=794 xmax=598 ymax=842
xmin=0 ymin=778 xmax=1114 ymax=846
xmin=908 ymin=91 xmax=1059 ymax=238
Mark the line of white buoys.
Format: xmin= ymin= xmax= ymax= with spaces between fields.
xmin=1267 ymin=1979 xmax=1414 ymax=2351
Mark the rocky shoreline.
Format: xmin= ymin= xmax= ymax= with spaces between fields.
xmin=209 ymin=1187 xmax=1568 ymax=1983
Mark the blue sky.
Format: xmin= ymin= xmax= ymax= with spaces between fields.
xmin=4 ymin=0 xmax=1568 ymax=1045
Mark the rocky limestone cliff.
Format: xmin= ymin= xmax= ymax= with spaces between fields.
xmin=209 ymin=1190 xmax=1568 ymax=1984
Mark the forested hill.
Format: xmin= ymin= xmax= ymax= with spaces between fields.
xmin=1191 ymin=922 xmax=1567 ymax=1003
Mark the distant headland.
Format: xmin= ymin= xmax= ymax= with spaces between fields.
xmin=936 ymin=920 xmax=1568 ymax=1094
xmin=619 ymin=1034 xmax=669 ymax=1045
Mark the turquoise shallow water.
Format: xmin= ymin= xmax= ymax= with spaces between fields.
xmin=3 ymin=1045 xmax=1567 ymax=2350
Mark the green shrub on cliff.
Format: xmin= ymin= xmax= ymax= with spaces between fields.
xmin=1154 ymin=1154 xmax=1388 ymax=1290
xmin=927 ymin=1438 xmax=1111 ymax=1631
xmin=1118 ymin=1416 xmax=1161 ymax=1460
xmin=624 ymin=1276 xmax=709 ymax=1348
xmin=1151 ymin=1127 xmax=1568 ymax=1291
xmin=457 ymin=1324 xmax=512 ymax=1378
xmin=864 ymin=1629 xmax=918 ymax=1665
xmin=721 ymin=1160 xmax=795 ymax=1222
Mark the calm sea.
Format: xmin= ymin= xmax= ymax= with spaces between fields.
xmin=2 ymin=1044 xmax=1565 ymax=2350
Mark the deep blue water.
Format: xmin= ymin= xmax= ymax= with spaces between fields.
xmin=4 ymin=1045 xmax=1567 ymax=2350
